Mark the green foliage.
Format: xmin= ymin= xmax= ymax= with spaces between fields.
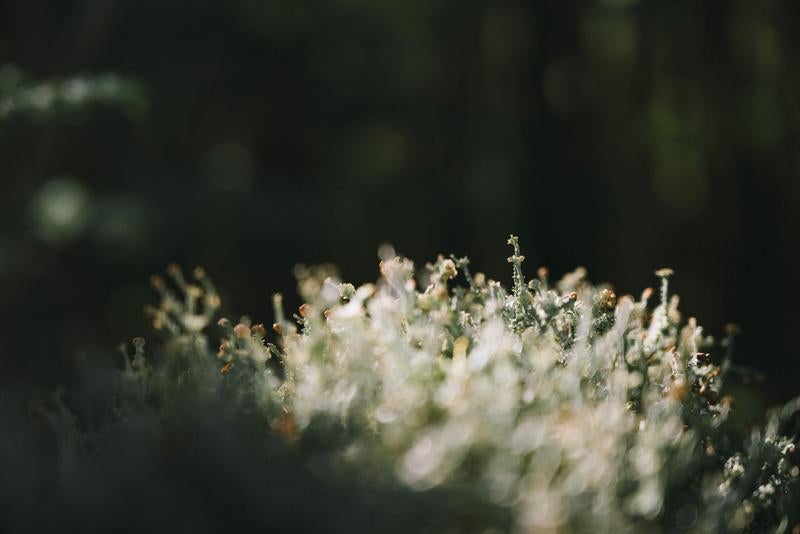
xmin=0 ymin=64 xmax=145 ymax=123
xmin=53 ymin=237 xmax=800 ymax=532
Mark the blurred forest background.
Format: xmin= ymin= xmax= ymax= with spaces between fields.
xmin=1 ymin=0 xmax=800 ymax=409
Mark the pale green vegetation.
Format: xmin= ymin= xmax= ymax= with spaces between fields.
xmin=0 ymin=64 xmax=144 ymax=122
xmin=52 ymin=236 xmax=800 ymax=532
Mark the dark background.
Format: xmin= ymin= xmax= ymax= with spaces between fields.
xmin=1 ymin=0 xmax=799 ymax=405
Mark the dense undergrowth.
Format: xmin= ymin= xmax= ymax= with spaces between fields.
xmin=13 ymin=236 xmax=800 ymax=533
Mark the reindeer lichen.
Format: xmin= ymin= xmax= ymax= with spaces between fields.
xmin=51 ymin=236 xmax=800 ymax=533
